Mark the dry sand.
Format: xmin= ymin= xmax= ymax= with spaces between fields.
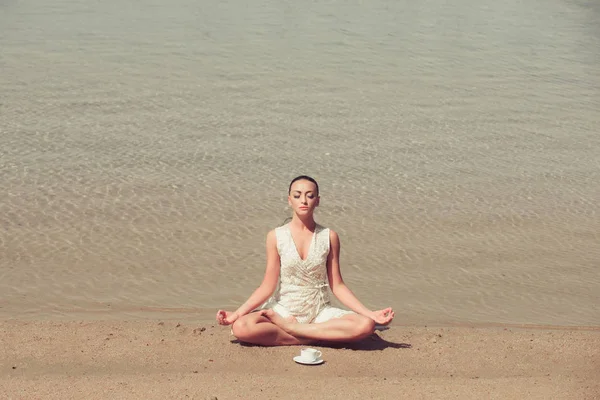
xmin=1 ymin=319 xmax=598 ymax=400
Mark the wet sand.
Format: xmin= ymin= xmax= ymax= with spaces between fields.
xmin=2 ymin=319 xmax=599 ymax=399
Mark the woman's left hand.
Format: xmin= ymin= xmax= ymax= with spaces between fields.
xmin=370 ymin=307 xmax=395 ymax=325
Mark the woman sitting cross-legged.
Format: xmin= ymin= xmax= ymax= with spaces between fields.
xmin=216 ymin=175 xmax=395 ymax=346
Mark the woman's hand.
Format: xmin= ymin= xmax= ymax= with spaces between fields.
xmin=370 ymin=307 xmax=395 ymax=326
xmin=216 ymin=310 xmax=239 ymax=326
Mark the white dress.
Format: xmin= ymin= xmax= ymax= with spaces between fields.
xmin=260 ymin=223 xmax=354 ymax=324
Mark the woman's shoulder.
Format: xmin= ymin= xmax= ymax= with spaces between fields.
xmin=323 ymin=226 xmax=340 ymax=244
xmin=266 ymin=224 xmax=288 ymax=242
xmin=274 ymin=222 xmax=290 ymax=233
xmin=314 ymin=224 xmax=339 ymax=242
xmin=314 ymin=222 xmax=334 ymax=232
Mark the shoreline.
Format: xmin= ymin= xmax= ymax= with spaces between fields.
xmin=2 ymin=319 xmax=598 ymax=399
xmin=3 ymin=305 xmax=599 ymax=332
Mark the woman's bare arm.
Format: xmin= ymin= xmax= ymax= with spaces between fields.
xmin=233 ymin=229 xmax=281 ymax=317
xmin=326 ymin=230 xmax=375 ymax=318
xmin=326 ymin=230 xmax=395 ymax=325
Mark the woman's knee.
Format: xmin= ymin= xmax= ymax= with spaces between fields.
xmin=231 ymin=318 xmax=250 ymax=339
xmin=355 ymin=316 xmax=376 ymax=339
xmin=231 ymin=314 xmax=262 ymax=339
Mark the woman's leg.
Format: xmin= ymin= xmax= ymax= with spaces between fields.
xmin=231 ymin=311 xmax=312 ymax=346
xmin=260 ymin=310 xmax=375 ymax=342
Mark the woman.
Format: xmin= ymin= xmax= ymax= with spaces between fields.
xmin=216 ymin=175 xmax=395 ymax=346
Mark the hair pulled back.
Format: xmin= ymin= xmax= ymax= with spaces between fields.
xmin=288 ymin=175 xmax=319 ymax=196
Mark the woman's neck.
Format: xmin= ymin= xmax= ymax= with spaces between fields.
xmin=290 ymin=214 xmax=316 ymax=231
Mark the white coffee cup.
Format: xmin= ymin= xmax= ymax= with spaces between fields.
xmin=300 ymin=347 xmax=322 ymax=362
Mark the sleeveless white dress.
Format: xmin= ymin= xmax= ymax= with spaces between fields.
xmin=260 ymin=223 xmax=354 ymax=324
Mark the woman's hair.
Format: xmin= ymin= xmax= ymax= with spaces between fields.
xmin=288 ymin=175 xmax=319 ymax=196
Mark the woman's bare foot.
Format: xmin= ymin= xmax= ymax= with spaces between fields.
xmin=259 ymin=310 xmax=296 ymax=333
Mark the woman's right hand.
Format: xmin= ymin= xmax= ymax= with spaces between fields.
xmin=216 ymin=310 xmax=239 ymax=326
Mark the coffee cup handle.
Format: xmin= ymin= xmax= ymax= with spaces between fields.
xmin=315 ymin=351 xmax=322 ymax=358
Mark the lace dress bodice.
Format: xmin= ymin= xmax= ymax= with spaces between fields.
xmin=262 ymin=223 xmax=332 ymax=323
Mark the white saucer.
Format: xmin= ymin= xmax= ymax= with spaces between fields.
xmin=293 ymin=356 xmax=324 ymax=365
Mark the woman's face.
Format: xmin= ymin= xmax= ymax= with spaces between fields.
xmin=288 ymin=179 xmax=320 ymax=216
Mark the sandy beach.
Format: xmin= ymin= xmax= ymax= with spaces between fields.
xmin=1 ymin=319 xmax=598 ymax=399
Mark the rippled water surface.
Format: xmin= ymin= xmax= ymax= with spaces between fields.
xmin=1 ymin=0 xmax=599 ymax=325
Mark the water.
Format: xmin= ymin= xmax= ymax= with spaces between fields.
xmin=1 ymin=0 xmax=599 ymax=326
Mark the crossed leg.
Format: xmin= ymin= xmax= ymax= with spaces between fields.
xmin=232 ymin=310 xmax=376 ymax=346
xmin=260 ymin=309 xmax=375 ymax=342
xmin=231 ymin=311 xmax=313 ymax=346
